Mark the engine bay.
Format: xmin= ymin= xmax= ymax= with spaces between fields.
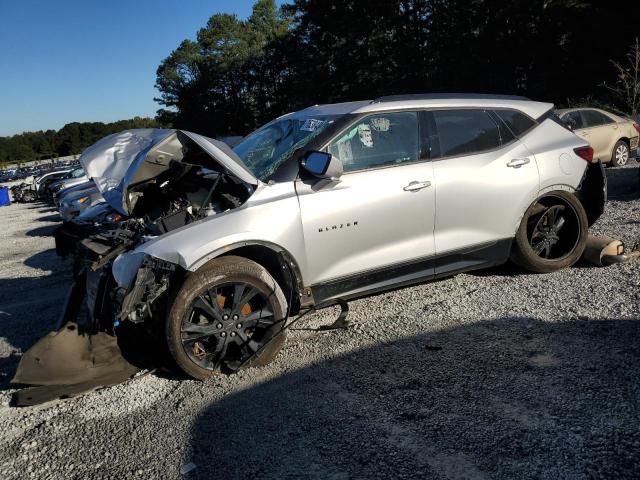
xmin=55 ymin=134 xmax=254 ymax=265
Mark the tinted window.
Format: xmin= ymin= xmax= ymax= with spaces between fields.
xmin=431 ymin=110 xmax=501 ymax=157
xmin=563 ymin=111 xmax=585 ymax=129
xmin=489 ymin=112 xmax=515 ymax=144
xmin=329 ymin=112 xmax=419 ymax=172
xmin=582 ymin=110 xmax=614 ymax=128
xmin=494 ymin=109 xmax=536 ymax=137
xmin=545 ymin=112 xmax=572 ymax=131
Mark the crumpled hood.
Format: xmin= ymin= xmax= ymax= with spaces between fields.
xmin=80 ymin=129 xmax=257 ymax=215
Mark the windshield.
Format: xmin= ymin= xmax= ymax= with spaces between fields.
xmin=71 ymin=168 xmax=85 ymax=178
xmin=233 ymin=115 xmax=340 ymax=180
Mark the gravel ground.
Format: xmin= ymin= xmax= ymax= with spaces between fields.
xmin=0 ymin=165 xmax=639 ymax=479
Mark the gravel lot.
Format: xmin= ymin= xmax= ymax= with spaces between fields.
xmin=0 ymin=166 xmax=639 ymax=479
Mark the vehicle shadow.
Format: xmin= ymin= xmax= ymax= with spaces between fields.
xmin=466 ymin=260 xmax=526 ymax=277
xmin=23 ymin=248 xmax=66 ymax=271
xmin=605 ymin=165 xmax=639 ymax=201
xmin=186 ymin=317 xmax=640 ymax=479
xmin=25 ymin=224 xmax=59 ymax=237
xmin=36 ymin=213 xmax=61 ymax=223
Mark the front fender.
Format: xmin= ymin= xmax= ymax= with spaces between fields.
xmin=132 ymin=182 xmax=306 ymax=276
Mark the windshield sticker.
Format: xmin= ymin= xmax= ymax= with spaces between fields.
xmin=358 ymin=124 xmax=374 ymax=148
xmin=370 ymin=117 xmax=390 ymax=132
xmin=300 ymin=118 xmax=326 ymax=132
xmin=337 ymin=139 xmax=353 ymax=163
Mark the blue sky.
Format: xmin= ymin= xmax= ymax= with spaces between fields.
xmin=0 ymin=1 xmax=285 ymax=136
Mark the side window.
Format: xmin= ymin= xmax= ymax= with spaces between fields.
xmin=563 ymin=111 xmax=585 ymax=129
xmin=329 ymin=112 xmax=419 ymax=172
xmin=431 ymin=110 xmax=501 ymax=158
xmin=493 ymin=109 xmax=536 ymax=137
xmin=582 ymin=110 xmax=613 ymax=128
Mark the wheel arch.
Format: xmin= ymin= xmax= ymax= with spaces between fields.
xmin=617 ymin=136 xmax=631 ymax=147
xmin=511 ymin=184 xmax=576 ymax=237
xmin=194 ymin=241 xmax=307 ymax=316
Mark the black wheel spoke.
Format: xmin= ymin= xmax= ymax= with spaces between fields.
xmin=545 ymin=207 xmax=556 ymax=228
xmin=532 ymin=241 xmax=547 ymax=256
xmin=233 ymin=286 xmax=260 ymax=314
xmin=207 ymin=288 xmax=226 ymax=317
xmin=552 ymin=216 xmax=565 ymax=233
xmin=193 ymin=294 xmax=223 ymax=322
xmin=232 ymin=284 xmax=246 ymax=307
xmin=531 ymin=231 xmax=546 ymax=242
xmin=212 ymin=336 xmax=229 ymax=369
xmin=243 ymin=307 xmax=275 ymax=327
xmin=235 ymin=330 xmax=261 ymax=354
xmin=182 ymin=323 xmax=218 ymax=338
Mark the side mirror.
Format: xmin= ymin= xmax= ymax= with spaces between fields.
xmin=300 ymin=151 xmax=343 ymax=180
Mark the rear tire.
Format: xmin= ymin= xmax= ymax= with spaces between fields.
xmin=166 ymin=256 xmax=288 ymax=380
xmin=511 ymin=191 xmax=588 ymax=273
xmin=610 ymin=140 xmax=630 ymax=166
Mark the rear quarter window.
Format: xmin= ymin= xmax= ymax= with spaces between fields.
xmin=493 ymin=110 xmax=536 ymax=137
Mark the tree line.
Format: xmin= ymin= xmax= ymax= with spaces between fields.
xmin=155 ymin=0 xmax=640 ymax=138
xmin=0 ymin=117 xmax=161 ymax=164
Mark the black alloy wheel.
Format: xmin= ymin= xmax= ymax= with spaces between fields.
xmin=166 ymin=256 xmax=288 ymax=380
xmin=511 ymin=191 xmax=588 ymax=273
xmin=181 ymin=282 xmax=277 ymax=372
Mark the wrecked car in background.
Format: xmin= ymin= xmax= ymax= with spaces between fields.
xmin=58 ymin=183 xmax=104 ymax=222
xmin=13 ymin=95 xmax=607 ymax=401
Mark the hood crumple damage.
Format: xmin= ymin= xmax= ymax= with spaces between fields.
xmin=81 ymin=128 xmax=258 ymax=215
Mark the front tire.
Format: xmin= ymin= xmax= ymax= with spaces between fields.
xmin=511 ymin=191 xmax=588 ymax=273
xmin=611 ymin=140 xmax=630 ymax=166
xmin=166 ymin=256 xmax=288 ymax=380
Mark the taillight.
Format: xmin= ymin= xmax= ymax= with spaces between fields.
xmin=574 ymin=146 xmax=594 ymax=163
xmin=633 ymin=122 xmax=640 ymax=134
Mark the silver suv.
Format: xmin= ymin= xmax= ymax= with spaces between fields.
xmin=50 ymin=94 xmax=605 ymax=380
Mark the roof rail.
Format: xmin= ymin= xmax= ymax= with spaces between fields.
xmin=372 ymin=93 xmax=531 ymax=103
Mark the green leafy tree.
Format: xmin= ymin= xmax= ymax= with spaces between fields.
xmin=156 ymin=0 xmax=639 ymax=136
xmin=0 ymin=117 xmax=161 ymax=163
xmin=155 ymin=0 xmax=289 ymax=136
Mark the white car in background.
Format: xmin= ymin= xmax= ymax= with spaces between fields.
xmin=556 ymin=107 xmax=640 ymax=166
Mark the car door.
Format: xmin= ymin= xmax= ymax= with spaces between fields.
xmin=580 ymin=110 xmax=615 ymax=161
xmin=295 ymin=111 xmax=436 ymax=299
xmin=427 ymin=109 xmax=540 ymax=275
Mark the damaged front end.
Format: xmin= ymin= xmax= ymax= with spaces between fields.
xmin=12 ymin=129 xmax=258 ymax=405
xmin=116 ymin=255 xmax=178 ymax=325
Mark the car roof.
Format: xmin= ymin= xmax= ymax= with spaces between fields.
xmin=296 ymin=94 xmax=552 ymax=120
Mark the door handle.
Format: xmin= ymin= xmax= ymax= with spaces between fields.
xmin=403 ymin=180 xmax=431 ymax=192
xmin=506 ymin=158 xmax=530 ymax=168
